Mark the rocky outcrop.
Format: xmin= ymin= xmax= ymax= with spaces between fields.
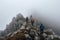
xmin=0 ymin=13 xmax=60 ymax=40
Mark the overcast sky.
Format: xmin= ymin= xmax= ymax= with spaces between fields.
xmin=0 ymin=0 xmax=60 ymax=35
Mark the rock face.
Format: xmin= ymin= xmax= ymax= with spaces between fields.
xmin=0 ymin=13 xmax=25 ymax=37
xmin=0 ymin=13 xmax=60 ymax=40
xmin=5 ymin=13 xmax=25 ymax=33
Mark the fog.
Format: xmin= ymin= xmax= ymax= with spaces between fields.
xmin=0 ymin=0 xmax=60 ymax=35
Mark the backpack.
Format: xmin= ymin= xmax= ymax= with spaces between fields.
xmin=40 ymin=24 xmax=44 ymax=30
xmin=31 ymin=18 xmax=34 ymax=22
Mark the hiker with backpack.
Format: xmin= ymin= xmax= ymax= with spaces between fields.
xmin=40 ymin=24 xmax=45 ymax=40
xmin=30 ymin=15 xmax=35 ymax=26
xmin=40 ymin=24 xmax=45 ymax=34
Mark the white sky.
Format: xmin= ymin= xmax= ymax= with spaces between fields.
xmin=0 ymin=0 xmax=60 ymax=32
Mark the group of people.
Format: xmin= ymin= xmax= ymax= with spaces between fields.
xmin=25 ymin=15 xmax=45 ymax=40
xmin=26 ymin=15 xmax=34 ymax=26
xmin=26 ymin=15 xmax=45 ymax=34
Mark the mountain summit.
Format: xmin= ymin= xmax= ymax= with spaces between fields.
xmin=0 ymin=13 xmax=60 ymax=40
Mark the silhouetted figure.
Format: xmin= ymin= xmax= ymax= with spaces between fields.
xmin=40 ymin=24 xmax=45 ymax=40
xmin=40 ymin=24 xmax=45 ymax=34
xmin=30 ymin=15 xmax=34 ymax=26
xmin=26 ymin=17 xmax=29 ymax=23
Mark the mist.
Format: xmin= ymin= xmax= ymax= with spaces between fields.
xmin=31 ymin=0 xmax=60 ymax=35
xmin=0 ymin=0 xmax=60 ymax=35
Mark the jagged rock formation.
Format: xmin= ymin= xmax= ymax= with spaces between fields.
xmin=0 ymin=13 xmax=25 ymax=37
xmin=0 ymin=13 xmax=60 ymax=40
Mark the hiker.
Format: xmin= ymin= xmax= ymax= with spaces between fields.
xmin=39 ymin=24 xmax=45 ymax=40
xmin=40 ymin=24 xmax=45 ymax=34
xmin=30 ymin=15 xmax=35 ymax=26
xmin=26 ymin=17 xmax=29 ymax=23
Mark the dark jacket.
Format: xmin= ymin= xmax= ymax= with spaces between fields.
xmin=40 ymin=24 xmax=45 ymax=30
xmin=26 ymin=17 xmax=28 ymax=22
